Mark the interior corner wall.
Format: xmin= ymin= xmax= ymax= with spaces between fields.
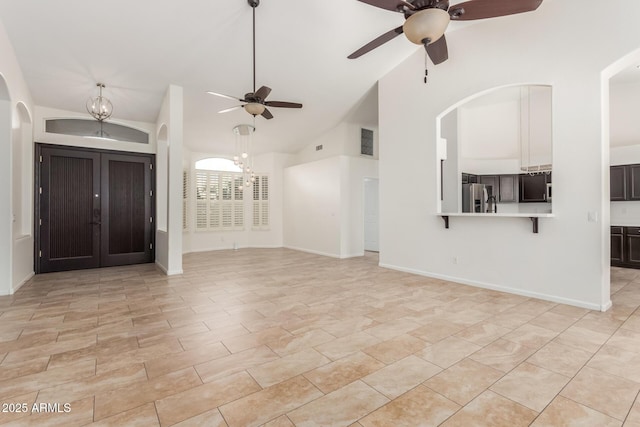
xmin=283 ymin=156 xmax=342 ymax=257
xmin=378 ymin=0 xmax=640 ymax=310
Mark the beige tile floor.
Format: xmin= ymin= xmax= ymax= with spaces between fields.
xmin=0 ymin=248 xmax=639 ymax=426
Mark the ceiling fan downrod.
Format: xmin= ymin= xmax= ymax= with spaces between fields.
xmin=249 ymin=0 xmax=259 ymax=94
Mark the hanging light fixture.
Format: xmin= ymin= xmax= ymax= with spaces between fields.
xmin=232 ymin=124 xmax=257 ymax=191
xmin=86 ymin=83 xmax=113 ymax=122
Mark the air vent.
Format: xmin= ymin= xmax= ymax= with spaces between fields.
xmin=361 ymin=129 xmax=374 ymax=156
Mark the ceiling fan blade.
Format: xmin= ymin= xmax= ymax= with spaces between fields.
xmin=254 ymin=86 xmax=272 ymax=101
xmin=265 ymin=101 xmax=303 ymax=108
xmin=449 ymin=0 xmax=543 ymax=21
xmin=261 ymin=108 xmax=274 ymax=120
xmin=218 ymin=105 xmax=244 ymax=114
xmin=356 ymin=0 xmax=411 ymax=12
xmin=348 ymin=26 xmax=404 ymax=59
xmin=426 ymin=34 xmax=448 ymax=65
xmin=207 ymin=91 xmax=242 ymax=102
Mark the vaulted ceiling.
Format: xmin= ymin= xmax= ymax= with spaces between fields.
xmin=0 ymin=0 xmax=432 ymax=154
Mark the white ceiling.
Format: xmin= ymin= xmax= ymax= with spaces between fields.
xmin=0 ymin=0 xmax=442 ymax=155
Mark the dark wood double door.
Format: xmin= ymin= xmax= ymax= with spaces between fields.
xmin=36 ymin=145 xmax=154 ymax=273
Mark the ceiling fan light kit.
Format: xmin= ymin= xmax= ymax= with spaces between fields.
xmin=403 ymin=8 xmax=449 ymax=45
xmin=244 ymin=102 xmax=266 ymax=116
xmin=349 ymin=0 xmax=544 ymax=80
xmin=206 ymin=0 xmax=303 ymax=120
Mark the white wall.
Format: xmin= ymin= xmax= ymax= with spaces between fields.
xmin=283 ymin=155 xmax=378 ymax=258
xmin=284 ymin=156 xmax=342 ymax=257
xmin=293 ymin=121 xmax=378 ymax=165
xmin=154 ymin=85 xmax=183 ymax=275
xmin=378 ymin=0 xmax=640 ymax=310
xmin=610 ymin=82 xmax=640 ymax=147
xmin=0 ymin=19 xmax=34 ymax=295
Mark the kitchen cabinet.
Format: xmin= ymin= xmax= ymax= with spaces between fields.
xmin=610 ymin=164 xmax=640 ymax=201
xmin=628 ymin=165 xmax=640 ymax=200
xmin=479 ymin=175 xmax=499 ymax=197
xmin=610 ymin=165 xmax=627 ymax=201
xmin=519 ymin=173 xmax=550 ymax=203
xmin=462 ymin=173 xmax=478 ymax=184
xmin=611 ymin=226 xmax=624 ymax=264
xmin=498 ymin=175 xmax=519 ymax=203
xmin=611 ymin=226 xmax=640 ymax=269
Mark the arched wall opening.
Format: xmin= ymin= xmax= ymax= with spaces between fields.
xmin=601 ymin=47 xmax=640 ymax=305
xmin=14 ymin=101 xmax=32 ymax=237
xmin=0 ymin=73 xmax=13 ymax=295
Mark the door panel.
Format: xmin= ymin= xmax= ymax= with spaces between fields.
xmin=100 ymin=153 xmax=152 ymax=267
xmin=37 ymin=145 xmax=154 ymax=273
xmin=39 ymin=147 xmax=100 ymax=272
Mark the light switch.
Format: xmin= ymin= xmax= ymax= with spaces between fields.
xmin=588 ymin=211 xmax=598 ymax=222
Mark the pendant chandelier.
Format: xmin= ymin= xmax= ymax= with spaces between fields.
xmin=232 ymin=124 xmax=256 ymax=191
xmin=86 ymin=83 xmax=113 ymax=122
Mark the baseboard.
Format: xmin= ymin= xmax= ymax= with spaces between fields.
xmin=182 ymin=244 xmax=283 ymax=255
xmin=155 ymin=261 xmax=168 ymax=274
xmin=155 ymin=261 xmax=183 ymax=276
xmin=379 ymin=262 xmax=604 ymax=311
xmin=340 ymin=252 xmax=365 ymax=259
xmin=283 ymin=245 xmax=341 ymax=259
xmin=11 ymin=272 xmax=34 ymax=295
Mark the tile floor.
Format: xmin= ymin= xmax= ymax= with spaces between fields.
xmin=0 ymin=248 xmax=639 ymax=426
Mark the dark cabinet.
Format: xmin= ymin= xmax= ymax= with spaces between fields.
xmin=609 ymin=164 xmax=640 ymax=201
xmin=519 ymin=173 xmax=550 ymax=203
xmin=611 ymin=226 xmax=640 ymax=269
xmin=610 ymin=166 xmax=627 ymax=201
xmin=611 ymin=226 xmax=624 ymax=263
xmin=462 ymin=173 xmax=478 ymax=184
xmin=628 ymin=165 xmax=640 ymax=200
xmin=498 ymin=175 xmax=519 ymax=203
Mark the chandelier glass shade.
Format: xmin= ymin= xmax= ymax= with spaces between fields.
xmin=86 ymin=83 xmax=113 ymax=122
xmin=232 ymin=124 xmax=256 ymax=190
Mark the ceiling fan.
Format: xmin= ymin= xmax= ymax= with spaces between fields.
xmin=348 ymin=0 xmax=543 ymax=65
xmin=207 ymin=0 xmax=302 ymax=120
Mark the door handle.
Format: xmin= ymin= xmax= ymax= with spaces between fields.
xmin=90 ymin=222 xmax=101 ymax=225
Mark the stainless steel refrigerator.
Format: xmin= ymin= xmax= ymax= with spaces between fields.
xmin=462 ymin=183 xmax=494 ymax=213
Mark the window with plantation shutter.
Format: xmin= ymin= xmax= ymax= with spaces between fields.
xmin=195 ymin=169 xmax=244 ymax=231
xmin=252 ymin=175 xmax=269 ymax=230
xmin=182 ymin=170 xmax=189 ymax=230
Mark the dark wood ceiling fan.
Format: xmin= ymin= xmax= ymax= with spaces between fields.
xmin=207 ymin=0 xmax=302 ymax=120
xmin=348 ymin=0 xmax=543 ymax=65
